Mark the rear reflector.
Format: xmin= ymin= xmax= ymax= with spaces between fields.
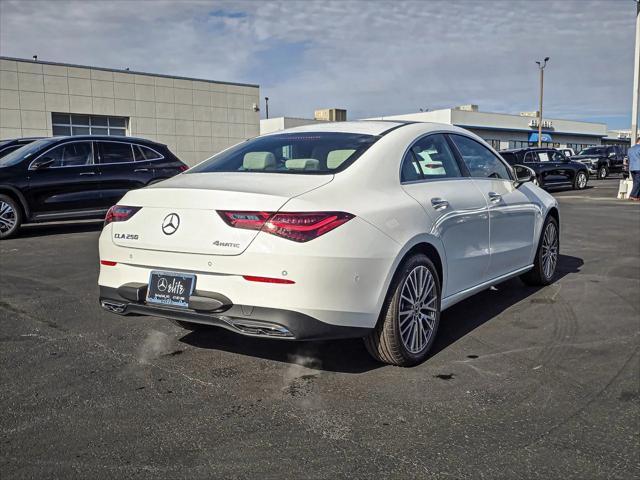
xmin=104 ymin=205 xmax=141 ymax=226
xmin=100 ymin=260 xmax=117 ymax=266
xmin=242 ymin=275 xmax=295 ymax=284
xmin=218 ymin=211 xmax=354 ymax=242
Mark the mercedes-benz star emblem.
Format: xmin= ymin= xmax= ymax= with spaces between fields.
xmin=157 ymin=278 xmax=168 ymax=292
xmin=162 ymin=213 xmax=180 ymax=235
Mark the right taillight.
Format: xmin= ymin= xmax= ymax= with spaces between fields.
xmin=217 ymin=211 xmax=354 ymax=242
xmin=104 ymin=205 xmax=141 ymax=226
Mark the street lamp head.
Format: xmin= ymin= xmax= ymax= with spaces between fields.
xmin=544 ymin=57 xmax=550 ymax=62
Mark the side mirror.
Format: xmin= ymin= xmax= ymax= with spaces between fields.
xmin=513 ymin=164 xmax=535 ymax=186
xmin=30 ymin=157 xmax=55 ymax=170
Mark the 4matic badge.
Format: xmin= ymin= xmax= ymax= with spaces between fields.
xmin=213 ymin=240 xmax=240 ymax=248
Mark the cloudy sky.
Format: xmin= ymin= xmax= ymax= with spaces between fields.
xmin=0 ymin=0 xmax=636 ymax=128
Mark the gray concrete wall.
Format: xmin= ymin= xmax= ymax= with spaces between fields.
xmin=0 ymin=57 xmax=260 ymax=165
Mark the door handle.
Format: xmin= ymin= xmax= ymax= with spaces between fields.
xmin=488 ymin=191 xmax=502 ymax=203
xmin=134 ymin=168 xmax=150 ymax=172
xmin=430 ymin=197 xmax=450 ymax=210
xmin=79 ymin=172 xmax=96 ymax=176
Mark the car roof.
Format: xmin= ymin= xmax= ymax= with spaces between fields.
xmin=502 ymin=147 xmax=558 ymax=153
xmin=267 ymin=120 xmax=416 ymax=137
xmin=36 ymin=135 xmax=166 ymax=146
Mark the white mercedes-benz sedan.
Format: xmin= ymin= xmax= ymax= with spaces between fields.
xmin=98 ymin=121 xmax=559 ymax=366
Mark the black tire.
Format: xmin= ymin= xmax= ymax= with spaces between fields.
xmin=171 ymin=320 xmax=210 ymax=331
xmin=364 ymin=254 xmax=441 ymax=367
xmin=573 ymin=171 xmax=588 ymax=190
xmin=520 ymin=215 xmax=559 ymax=286
xmin=0 ymin=194 xmax=22 ymax=240
xmin=597 ymin=165 xmax=609 ymax=180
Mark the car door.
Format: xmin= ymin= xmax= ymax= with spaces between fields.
xmin=549 ymin=149 xmax=574 ymax=184
xmin=25 ymin=140 xmax=103 ymax=216
xmin=448 ymin=134 xmax=537 ymax=280
xmin=96 ymin=141 xmax=156 ymax=208
xmin=400 ymin=133 xmax=490 ymax=297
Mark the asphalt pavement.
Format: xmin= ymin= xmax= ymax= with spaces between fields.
xmin=1 ymin=178 xmax=638 ymax=479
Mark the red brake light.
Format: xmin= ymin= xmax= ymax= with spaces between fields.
xmin=217 ymin=211 xmax=354 ymax=242
xmin=178 ymin=164 xmax=189 ymax=172
xmin=105 ymin=205 xmax=141 ymax=225
xmin=100 ymin=260 xmax=117 ymax=266
xmin=242 ymin=275 xmax=295 ymax=284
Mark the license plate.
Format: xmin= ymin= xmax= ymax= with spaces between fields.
xmin=146 ymin=270 xmax=196 ymax=308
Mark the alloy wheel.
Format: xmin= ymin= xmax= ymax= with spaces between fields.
xmin=541 ymin=222 xmax=558 ymax=280
xmin=398 ymin=266 xmax=438 ymax=354
xmin=0 ymin=200 xmax=17 ymax=234
xmin=577 ymin=172 xmax=587 ymax=189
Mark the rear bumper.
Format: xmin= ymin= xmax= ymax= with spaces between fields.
xmin=99 ymin=286 xmax=371 ymax=341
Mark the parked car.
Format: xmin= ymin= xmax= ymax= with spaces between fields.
xmin=623 ymin=155 xmax=629 ymax=179
xmin=499 ymin=147 xmax=589 ymax=190
xmin=98 ymin=121 xmax=560 ymax=366
xmin=0 ymin=137 xmax=42 ymax=158
xmin=572 ymin=145 xmax=625 ymax=179
xmin=0 ymin=135 xmax=187 ymax=239
xmin=559 ymin=147 xmax=575 ymax=158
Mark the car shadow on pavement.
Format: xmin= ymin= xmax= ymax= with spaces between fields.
xmin=430 ymin=254 xmax=583 ymax=358
xmin=16 ymin=221 xmax=104 ymax=238
xmin=180 ymin=328 xmax=381 ymax=374
xmin=180 ymin=254 xmax=583 ymax=372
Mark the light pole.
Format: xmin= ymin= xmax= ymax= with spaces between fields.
xmin=264 ymin=97 xmax=269 ymax=119
xmin=535 ymin=57 xmax=550 ymax=148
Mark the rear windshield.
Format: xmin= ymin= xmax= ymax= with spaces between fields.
xmin=189 ymin=132 xmax=378 ymax=175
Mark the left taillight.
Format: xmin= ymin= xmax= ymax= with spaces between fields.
xmin=217 ymin=211 xmax=354 ymax=243
xmin=104 ymin=205 xmax=141 ymax=226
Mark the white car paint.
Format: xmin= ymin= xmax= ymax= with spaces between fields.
xmin=98 ymin=121 xmax=558 ymax=338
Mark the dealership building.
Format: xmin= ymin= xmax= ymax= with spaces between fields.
xmin=368 ymin=105 xmax=623 ymax=152
xmin=262 ymin=105 xmax=628 ymax=154
xmin=0 ymin=56 xmax=260 ymax=165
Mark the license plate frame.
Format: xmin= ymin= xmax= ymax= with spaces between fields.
xmin=146 ymin=270 xmax=196 ymax=308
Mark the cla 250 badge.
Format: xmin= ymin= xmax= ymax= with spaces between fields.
xmin=114 ymin=233 xmax=139 ymax=240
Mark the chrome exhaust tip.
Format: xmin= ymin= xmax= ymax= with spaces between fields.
xmin=226 ymin=318 xmax=293 ymax=338
xmin=101 ymin=300 xmax=126 ymax=314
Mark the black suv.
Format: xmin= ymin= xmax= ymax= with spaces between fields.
xmin=572 ymin=145 xmax=625 ymax=179
xmin=499 ymin=147 xmax=589 ymax=190
xmin=0 ymin=136 xmax=187 ymax=239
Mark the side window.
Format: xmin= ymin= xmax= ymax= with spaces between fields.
xmin=401 ymin=150 xmax=422 ymax=182
xmin=401 ymin=134 xmax=462 ymax=182
xmin=134 ymin=145 xmax=163 ymax=161
xmin=450 ymin=135 xmax=512 ymax=180
xmin=98 ymin=142 xmax=134 ymax=163
xmin=524 ymin=152 xmax=537 ymax=164
xmin=537 ymin=151 xmax=551 ymax=162
xmin=41 ymin=142 xmax=93 ymax=167
xmin=550 ymin=150 xmax=566 ymax=162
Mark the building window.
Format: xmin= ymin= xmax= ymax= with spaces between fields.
xmin=51 ymin=113 xmax=128 ymax=137
xmin=484 ymin=139 xmax=501 ymax=150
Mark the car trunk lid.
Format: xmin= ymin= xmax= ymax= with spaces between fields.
xmin=110 ymin=172 xmax=333 ymax=255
